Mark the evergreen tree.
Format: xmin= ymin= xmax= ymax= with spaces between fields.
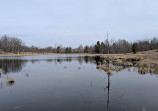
xmin=100 ymin=42 xmax=105 ymax=54
xmin=56 ymin=46 xmax=60 ymax=53
xmin=65 ymin=47 xmax=69 ymax=53
xmin=94 ymin=41 xmax=101 ymax=53
xmin=84 ymin=45 xmax=89 ymax=53
xmin=68 ymin=47 xmax=72 ymax=53
xmin=132 ymin=43 xmax=138 ymax=54
xmin=65 ymin=47 xmax=72 ymax=53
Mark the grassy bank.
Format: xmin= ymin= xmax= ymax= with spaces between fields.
xmin=92 ymin=50 xmax=158 ymax=74
xmin=0 ymin=53 xmax=38 ymax=57
xmin=0 ymin=50 xmax=157 ymax=58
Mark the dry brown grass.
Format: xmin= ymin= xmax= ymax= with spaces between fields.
xmin=138 ymin=67 xmax=148 ymax=74
xmin=94 ymin=50 xmax=158 ymax=74
xmin=153 ymin=68 xmax=158 ymax=74
xmin=7 ymin=76 xmax=15 ymax=83
xmin=0 ymin=52 xmax=38 ymax=57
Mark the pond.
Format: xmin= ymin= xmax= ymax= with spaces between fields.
xmin=0 ymin=55 xmax=157 ymax=111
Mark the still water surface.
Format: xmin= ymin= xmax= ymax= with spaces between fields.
xmin=0 ymin=55 xmax=157 ymax=111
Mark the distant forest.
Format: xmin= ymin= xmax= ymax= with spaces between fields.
xmin=0 ymin=35 xmax=158 ymax=54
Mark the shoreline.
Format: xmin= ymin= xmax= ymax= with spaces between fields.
xmin=0 ymin=50 xmax=157 ymax=74
xmin=0 ymin=49 xmax=157 ymax=58
xmin=0 ymin=53 xmax=38 ymax=57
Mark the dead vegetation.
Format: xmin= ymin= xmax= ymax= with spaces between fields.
xmin=153 ymin=68 xmax=158 ymax=74
xmin=94 ymin=50 xmax=158 ymax=74
xmin=7 ymin=76 xmax=15 ymax=84
xmin=0 ymin=52 xmax=38 ymax=57
xmin=138 ymin=67 xmax=148 ymax=74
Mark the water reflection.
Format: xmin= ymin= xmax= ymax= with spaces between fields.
xmin=7 ymin=81 xmax=15 ymax=86
xmin=0 ymin=55 xmax=157 ymax=75
xmin=104 ymin=59 xmax=111 ymax=111
xmin=0 ymin=55 xmax=157 ymax=111
xmin=0 ymin=56 xmax=97 ymax=90
xmin=0 ymin=56 xmax=94 ymax=74
xmin=0 ymin=83 xmax=3 ymax=89
xmin=0 ymin=59 xmax=27 ymax=74
xmin=105 ymin=74 xmax=110 ymax=111
xmin=93 ymin=56 xmax=158 ymax=111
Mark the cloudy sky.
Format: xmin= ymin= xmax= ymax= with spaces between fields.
xmin=0 ymin=0 xmax=158 ymax=47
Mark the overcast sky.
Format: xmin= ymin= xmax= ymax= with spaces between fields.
xmin=0 ymin=0 xmax=158 ymax=47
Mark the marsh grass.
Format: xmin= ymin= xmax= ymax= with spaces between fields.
xmin=94 ymin=50 xmax=158 ymax=74
xmin=7 ymin=76 xmax=15 ymax=85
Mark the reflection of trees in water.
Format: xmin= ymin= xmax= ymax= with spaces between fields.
xmin=30 ymin=60 xmax=39 ymax=64
xmin=0 ymin=56 xmax=96 ymax=74
xmin=56 ymin=57 xmax=72 ymax=63
xmin=0 ymin=59 xmax=27 ymax=74
xmin=56 ymin=56 xmax=95 ymax=64
xmin=78 ymin=56 xmax=94 ymax=64
xmin=0 ymin=56 xmax=97 ymax=89
xmin=78 ymin=56 xmax=95 ymax=64
xmin=84 ymin=56 xmax=89 ymax=63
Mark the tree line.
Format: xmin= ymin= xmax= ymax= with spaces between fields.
xmin=0 ymin=35 xmax=158 ymax=54
xmin=93 ymin=37 xmax=158 ymax=54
